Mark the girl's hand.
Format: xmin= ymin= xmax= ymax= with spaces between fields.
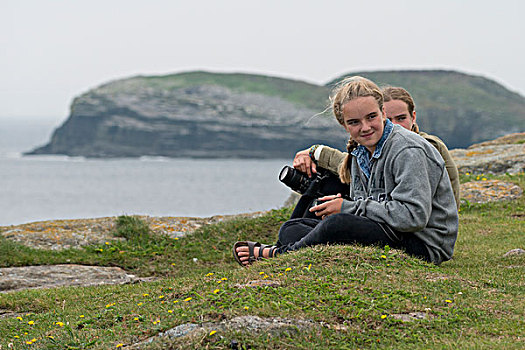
xmin=293 ymin=149 xmax=317 ymax=177
xmin=309 ymin=194 xmax=343 ymax=219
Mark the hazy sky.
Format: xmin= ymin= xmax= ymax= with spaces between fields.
xmin=2 ymin=0 xmax=524 ymax=123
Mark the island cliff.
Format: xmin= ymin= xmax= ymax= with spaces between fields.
xmin=27 ymin=70 xmax=525 ymax=158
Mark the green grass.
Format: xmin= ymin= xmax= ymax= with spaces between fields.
xmin=0 ymin=175 xmax=523 ymax=349
xmin=99 ymin=71 xmax=330 ymax=111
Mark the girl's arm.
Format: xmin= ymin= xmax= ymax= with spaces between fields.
xmin=341 ymin=147 xmax=440 ymax=232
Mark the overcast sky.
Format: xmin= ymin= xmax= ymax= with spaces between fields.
xmin=2 ymin=0 xmax=524 ymax=123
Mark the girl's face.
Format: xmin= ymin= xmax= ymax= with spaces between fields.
xmin=384 ymin=99 xmax=416 ymax=131
xmin=342 ymin=96 xmax=385 ymax=154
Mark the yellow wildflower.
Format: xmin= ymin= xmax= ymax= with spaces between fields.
xmin=173 ymin=300 xmax=179 ymax=304
xmin=28 ymin=320 xmax=35 ymax=325
xmin=168 ymin=310 xmax=173 ymax=313
xmin=116 ymin=344 xmax=124 ymax=348
xmin=55 ymin=321 xmax=64 ymax=327
xmin=221 ymin=277 xmax=228 ymax=281
xmin=285 ymin=267 xmax=292 ymax=272
xmin=16 ymin=316 xmax=23 ymax=321
xmin=445 ymin=299 xmax=452 ymax=303
xmin=137 ymin=302 xmax=143 ymax=306
xmin=159 ymin=295 xmax=165 ymax=299
xmin=142 ymin=293 xmax=149 ymax=297
xmin=213 ymin=289 xmax=220 ymax=294
xmin=79 ymin=315 xmax=85 ymax=318
xmin=209 ymin=330 xmax=217 ymax=336
xmin=184 ymin=297 xmax=192 ymax=302
xmin=380 ymin=255 xmax=387 ymax=259
xmin=205 ymin=272 xmax=214 ymax=277
xmin=134 ymin=317 xmax=139 ymax=321
xmin=244 ymin=306 xmax=249 ymax=310
xmin=381 ymin=315 xmax=387 ymax=319
xmin=105 ymin=242 xmax=110 ymax=245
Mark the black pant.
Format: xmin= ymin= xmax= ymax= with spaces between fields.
xmin=282 ymin=169 xmax=430 ymax=262
xmin=276 ymin=214 xmax=431 ymax=262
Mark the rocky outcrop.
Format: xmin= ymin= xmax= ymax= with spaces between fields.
xmin=450 ymin=132 xmax=525 ymax=175
xmin=129 ymin=315 xmax=326 ymax=349
xmin=460 ymin=180 xmax=523 ymax=203
xmin=27 ymin=70 xmax=525 ymax=158
xmin=0 ymin=265 xmax=143 ymax=293
xmin=0 ymin=212 xmax=265 ymax=251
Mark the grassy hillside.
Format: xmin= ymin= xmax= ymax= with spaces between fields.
xmin=0 ymin=174 xmax=523 ymax=349
xmin=98 ymin=71 xmax=330 ymax=111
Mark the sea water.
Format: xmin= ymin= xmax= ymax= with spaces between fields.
xmin=0 ymin=118 xmax=293 ymax=226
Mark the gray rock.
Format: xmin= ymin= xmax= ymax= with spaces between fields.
xmin=450 ymin=133 xmax=525 ymax=175
xmin=503 ymin=248 xmax=525 ymax=257
xmin=130 ymin=315 xmax=319 ymax=348
xmin=234 ymin=280 xmax=281 ymax=288
xmin=391 ymin=312 xmax=432 ymax=322
xmin=0 ymin=264 xmax=139 ymax=293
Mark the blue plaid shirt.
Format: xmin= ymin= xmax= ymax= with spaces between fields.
xmin=350 ymin=119 xmax=394 ymax=179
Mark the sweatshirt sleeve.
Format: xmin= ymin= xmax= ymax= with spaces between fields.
xmin=317 ymin=146 xmax=347 ymax=175
xmin=341 ymin=147 xmax=436 ymax=232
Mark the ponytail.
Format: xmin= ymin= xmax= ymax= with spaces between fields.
xmin=338 ymin=139 xmax=358 ymax=184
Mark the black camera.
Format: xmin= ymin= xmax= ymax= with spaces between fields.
xmin=279 ymin=165 xmax=350 ymax=200
xmin=279 ymin=166 xmax=330 ymax=197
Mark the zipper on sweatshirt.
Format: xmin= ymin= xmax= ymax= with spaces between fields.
xmin=367 ymin=158 xmax=377 ymax=197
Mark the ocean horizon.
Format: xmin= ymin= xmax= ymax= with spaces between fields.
xmin=0 ymin=118 xmax=293 ymax=226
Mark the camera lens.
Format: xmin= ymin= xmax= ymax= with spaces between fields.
xmin=279 ymin=166 xmax=291 ymax=182
xmin=278 ymin=166 xmax=311 ymax=194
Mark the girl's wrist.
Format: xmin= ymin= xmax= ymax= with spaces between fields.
xmin=309 ymin=144 xmax=324 ymax=161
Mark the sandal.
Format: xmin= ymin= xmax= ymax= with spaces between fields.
xmin=232 ymin=241 xmax=278 ymax=267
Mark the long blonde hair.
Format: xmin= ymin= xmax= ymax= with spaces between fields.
xmin=330 ymin=76 xmax=384 ymax=184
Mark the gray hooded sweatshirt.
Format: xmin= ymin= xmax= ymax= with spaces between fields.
xmin=338 ymin=125 xmax=458 ymax=264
